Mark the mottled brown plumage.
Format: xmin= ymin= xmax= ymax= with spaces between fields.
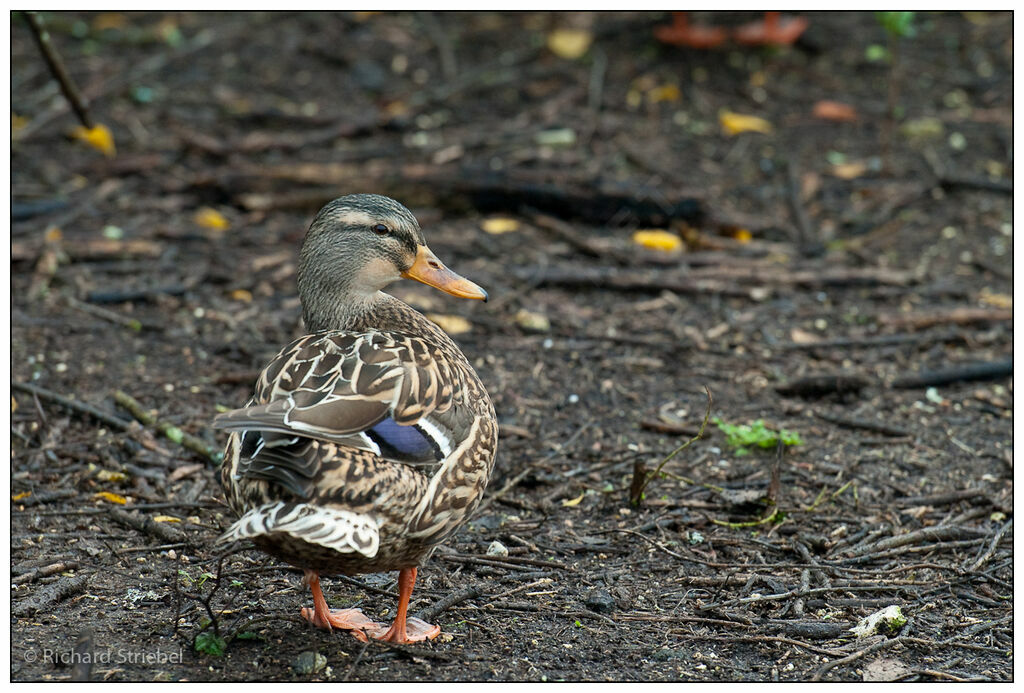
xmin=215 ymin=194 xmax=496 ymax=643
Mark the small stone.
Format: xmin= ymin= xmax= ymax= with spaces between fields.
xmin=486 ymin=540 xmax=509 ymax=557
xmin=293 ymin=651 xmax=327 ymax=675
xmin=584 ymin=590 xmax=616 ymax=614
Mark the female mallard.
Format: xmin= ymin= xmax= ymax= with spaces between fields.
xmin=214 ymin=194 xmax=497 ymax=643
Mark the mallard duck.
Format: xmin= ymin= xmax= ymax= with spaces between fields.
xmin=214 ymin=194 xmax=497 ymax=643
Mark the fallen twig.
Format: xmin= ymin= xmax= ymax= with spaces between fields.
xmin=814 ymin=411 xmax=910 ymax=437
xmin=108 ymin=507 xmax=188 ymax=544
xmin=13 ymin=381 xmax=133 ymax=431
xmin=12 ymin=572 xmax=92 ymax=617
xmin=12 ymin=560 xmax=80 ymax=585
xmin=24 ymin=12 xmax=94 ymax=129
xmin=414 ymin=586 xmax=483 ymax=623
xmin=890 ymin=359 xmax=1013 ymax=389
xmin=845 ymin=526 xmax=987 ymax=558
xmin=114 ymin=390 xmax=221 ymax=464
xmin=967 ymin=519 xmax=1012 ymax=573
xmin=631 ymin=386 xmax=712 ymax=505
xmin=879 ymin=307 xmax=1012 ymax=330
xmin=775 ymin=374 xmax=872 ymax=399
xmin=811 ymin=635 xmax=906 ymax=681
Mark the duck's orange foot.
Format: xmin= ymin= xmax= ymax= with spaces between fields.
xmin=655 ymin=11 xmax=727 ymax=49
xmin=734 ymin=12 xmax=809 ymax=46
xmin=300 ymin=606 xmax=386 ymax=641
xmin=378 ymin=616 xmax=441 ymax=644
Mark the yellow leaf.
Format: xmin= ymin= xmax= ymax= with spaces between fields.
xmin=12 ymin=491 xmax=31 ymax=502
xmin=731 ymin=229 xmax=753 ymax=244
xmin=514 ymin=309 xmax=551 ymax=332
xmin=96 ymin=491 xmax=128 ymax=505
xmin=481 ymin=217 xmax=520 ymax=234
xmin=979 ymin=288 xmax=1012 ymax=309
xmin=547 ymin=29 xmax=593 ymax=59
xmin=11 ymin=396 xmax=17 ymax=413
xmin=830 ymin=162 xmax=868 ymax=180
xmin=95 ymin=469 xmax=128 ymax=483
xmin=230 ymin=289 xmax=253 ymax=302
xmin=153 ymin=515 xmax=182 ymax=523
xmin=647 ymin=84 xmax=681 ymax=104
xmin=632 ymin=230 xmax=683 ymax=253
xmin=426 ymin=314 xmax=472 ymax=335
xmin=44 ymin=226 xmax=63 ymax=243
xmin=561 ymin=491 xmax=585 ymax=507
xmin=194 ymin=207 xmax=230 ymax=230
xmin=92 ymin=12 xmax=128 ymax=31
xmin=12 ymin=112 xmax=29 ymax=134
xmin=71 ymin=124 xmax=116 ymax=157
xmin=719 ymin=110 xmax=773 ymax=136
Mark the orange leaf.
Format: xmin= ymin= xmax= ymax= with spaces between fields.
xmin=813 ymin=100 xmax=858 ymax=122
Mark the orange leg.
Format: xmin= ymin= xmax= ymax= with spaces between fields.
xmin=299 ymin=570 xmax=385 ymax=641
xmin=378 ymin=567 xmax=441 ymax=644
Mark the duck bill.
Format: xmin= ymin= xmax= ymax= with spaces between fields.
xmin=402 ymin=245 xmax=488 ymax=301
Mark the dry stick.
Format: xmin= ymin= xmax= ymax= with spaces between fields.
xmin=814 ymin=411 xmax=910 ymax=438
xmin=784 ymin=159 xmax=824 ymax=257
xmin=414 ymin=586 xmax=482 ymax=623
xmin=890 ymin=359 xmax=1013 ymax=389
xmin=113 ymin=390 xmax=221 ymax=464
xmin=480 ymin=420 xmax=594 ymax=510
xmin=967 ymin=519 xmax=1012 ymax=573
xmin=13 ymin=381 xmax=133 ymax=432
xmin=631 ymin=386 xmax=712 ymax=506
xmin=845 ymin=525 xmax=987 ymax=558
xmin=12 ymin=572 xmax=92 ymax=617
xmin=66 ymin=296 xmax=160 ymax=332
xmin=12 ymin=560 xmax=80 ymax=585
xmin=24 ymin=12 xmax=94 ymax=129
xmin=778 ymin=331 xmax=965 ymax=351
xmin=812 ymin=635 xmax=907 ymax=682
xmin=108 ymin=506 xmax=188 ymax=544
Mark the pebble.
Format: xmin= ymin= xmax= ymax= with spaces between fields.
xmin=293 ymin=651 xmax=327 ymax=675
xmin=584 ymin=589 xmax=616 ymax=614
xmin=486 ymin=540 xmax=509 ymax=557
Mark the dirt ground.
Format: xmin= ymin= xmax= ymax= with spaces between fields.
xmin=11 ymin=11 xmax=1013 ymax=682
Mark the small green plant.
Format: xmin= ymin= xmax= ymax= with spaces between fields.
xmin=713 ymin=417 xmax=802 ymax=455
xmin=194 ymin=631 xmax=227 ymax=657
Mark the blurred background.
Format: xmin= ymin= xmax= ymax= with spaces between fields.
xmin=11 ymin=11 xmax=1013 ymax=683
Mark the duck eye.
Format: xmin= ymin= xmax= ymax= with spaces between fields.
xmin=372 ymin=224 xmax=390 ymax=236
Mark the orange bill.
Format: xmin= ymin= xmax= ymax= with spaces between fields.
xmin=402 ymin=245 xmax=488 ymax=301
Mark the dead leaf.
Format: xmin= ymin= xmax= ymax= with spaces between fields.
xmin=647 ymin=84 xmax=681 ymax=104
xmin=632 ymin=230 xmax=683 ymax=252
xmin=95 ymin=491 xmax=128 ymax=505
xmin=12 ymin=491 xmax=31 ymax=502
xmin=152 ymin=515 xmax=182 ymax=523
xmin=562 ymin=491 xmax=586 ymax=507
xmin=547 ymin=28 xmax=593 ymax=59
xmin=719 ymin=110 xmax=773 ymax=136
xmin=863 ymin=658 xmax=912 ymax=682
xmin=789 ymin=328 xmax=819 ymax=344
xmin=95 ymin=469 xmax=128 ymax=483
xmin=71 ymin=124 xmax=116 ymax=157
xmin=426 ymin=314 xmax=472 ymax=335
xmin=230 ymin=289 xmax=253 ymax=303
xmin=830 ymin=161 xmax=868 ymax=180
xmin=813 ymin=100 xmax=858 ymax=122
xmin=514 ymin=309 xmax=550 ymax=332
xmin=12 ymin=112 xmax=29 ymax=134
xmin=194 ymin=207 xmax=231 ymax=230
xmin=979 ymin=288 xmax=1012 ymax=309
xmin=481 ymin=217 xmax=520 ymax=234
xmin=168 ymin=463 xmax=204 ymax=482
